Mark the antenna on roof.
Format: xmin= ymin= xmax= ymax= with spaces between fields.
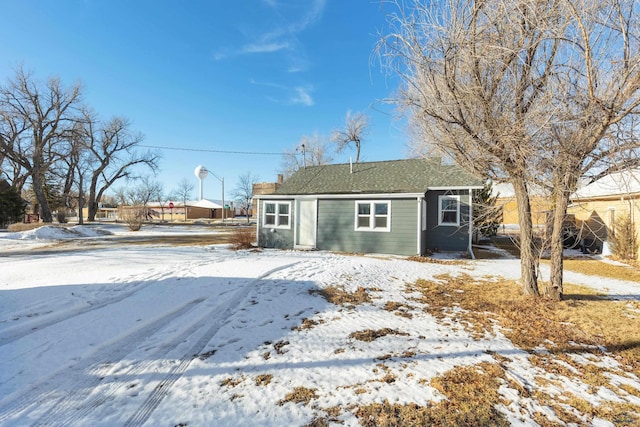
xmin=350 ymin=156 xmax=353 ymax=174
xmin=301 ymin=143 xmax=306 ymax=169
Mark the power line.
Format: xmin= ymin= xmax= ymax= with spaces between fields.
xmin=138 ymin=144 xmax=283 ymax=156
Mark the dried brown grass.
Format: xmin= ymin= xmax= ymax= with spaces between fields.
xmin=561 ymin=259 xmax=640 ymax=282
xmin=355 ymin=362 xmax=510 ymax=427
xmin=255 ymin=374 xmax=273 ymax=386
xmin=407 ymin=255 xmax=466 ymax=265
xmin=220 ymin=376 xmax=244 ymax=387
xmin=404 ymin=273 xmax=640 ymax=425
xmin=278 ymin=386 xmax=318 ymax=406
xmin=312 ymin=286 xmax=372 ymax=306
xmin=7 ymin=222 xmax=44 ymax=232
xmin=383 ymin=301 xmax=414 ymax=318
xmin=409 ymin=273 xmax=640 ymax=364
xmin=349 ymin=328 xmax=409 ymax=342
xmin=293 ymin=317 xmax=325 ymax=331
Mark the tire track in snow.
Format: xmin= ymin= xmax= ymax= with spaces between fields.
xmin=123 ymin=261 xmax=301 ymax=427
xmin=0 ymin=252 xmax=246 ymax=348
xmin=0 ymin=297 xmax=207 ymax=425
xmin=18 ymin=259 xmax=300 ymax=427
xmin=45 ymin=289 xmax=239 ymax=426
xmin=0 ymin=270 xmax=171 ymax=348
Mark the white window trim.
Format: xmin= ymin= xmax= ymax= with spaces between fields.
xmin=354 ymin=200 xmax=391 ymax=232
xmin=438 ymin=195 xmax=460 ymax=226
xmin=263 ymin=201 xmax=292 ymax=229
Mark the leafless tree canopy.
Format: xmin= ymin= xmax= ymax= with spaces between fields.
xmin=114 ymin=176 xmax=163 ymax=230
xmin=331 ymin=111 xmax=368 ymax=163
xmin=81 ymin=114 xmax=159 ymax=221
xmin=0 ymin=66 xmax=82 ymax=222
xmin=281 ymin=132 xmax=333 ymax=178
xmin=0 ymin=67 xmax=159 ymax=223
xmin=233 ymin=171 xmax=259 ymax=222
xmin=173 ymin=177 xmax=195 ymax=209
xmin=379 ymin=0 xmax=640 ymax=299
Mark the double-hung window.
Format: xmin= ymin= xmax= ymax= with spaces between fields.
xmin=355 ymin=201 xmax=391 ymax=232
xmin=263 ymin=201 xmax=291 ymax=228
xmin=438 ymin=195 xmax=460 ymax=226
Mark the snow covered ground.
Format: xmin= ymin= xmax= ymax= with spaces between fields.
xmin=0 ymin=224 xmax=639 ymax=426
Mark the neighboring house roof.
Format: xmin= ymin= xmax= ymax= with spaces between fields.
xmin=189 ymin=199 xmax=223 ymax=209
xmin=572 ymin=169 xmax=640 ymax=200
xmin=272 ymin=158 xmax=483 ymax=195
xmin=491 ymin=183 xmax=515 ymax=198
xmin=491 ymin=182 xmax=549 ymax=199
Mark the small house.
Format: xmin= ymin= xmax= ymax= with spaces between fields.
xmin=256 ymin=158 xmax=484 ymax=256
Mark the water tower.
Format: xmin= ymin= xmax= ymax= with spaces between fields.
xmin=194 ymin=165 xmax=208 ymax=200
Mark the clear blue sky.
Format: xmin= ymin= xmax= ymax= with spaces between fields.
xmin=0 ymin=0 xmax=409 ymax=202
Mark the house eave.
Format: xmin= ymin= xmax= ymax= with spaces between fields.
xmin=256 ymin=192 xmax=426 ymax=200
xmin=570 ymin=192 xmax=640 ymax=202
xmin=427 ymin=185 xmax=484 ymax=191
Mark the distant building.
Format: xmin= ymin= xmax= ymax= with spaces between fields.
xmin=112 ymin=199 xmax=233 ymax=222
xmin=250 ymin=174 xmax=284 ymax=217
xmin=568 ymin=169 xmax=640 ymax=256
xmin=253 ymin=174 xmax=284 ymax=196
xmin=492 ymin=182 xmax=550 ymax=231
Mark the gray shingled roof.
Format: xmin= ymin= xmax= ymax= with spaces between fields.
xmin=274 ymin=158 xmax=484 ymax=195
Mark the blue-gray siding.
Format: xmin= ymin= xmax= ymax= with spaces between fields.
xmin=423 ymin=190 xmax=471 ymax=252
xmin=257 ymin=199 xmax=295 ymax=249
xmin=258 ymin=191 xmax=472 ymax=255
xmin=316 ymin=198 xmax=418 ymax=256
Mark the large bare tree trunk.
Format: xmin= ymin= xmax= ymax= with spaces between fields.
xmin=77 ymin=172 xmax=84 ymax=225
xmin=547 ymin=168 xmax=578 ymax=300
xmin=88 ymin=184 xmax=98 ymax=221
xmin=547 ymin=188 xmax=569 ymax=300
xmin=31 ymin=163 xmax=52 ymax=222
xmin=513 ymin=178 xmax=539 ymax=296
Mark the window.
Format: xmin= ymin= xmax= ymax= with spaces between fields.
xmin=263 ymin=201 xmax=291 ymax=228
xmin=438 ymin=195 xmax=460 ymax=226
xmin=355 ymin=201 xmax=391 ymax=232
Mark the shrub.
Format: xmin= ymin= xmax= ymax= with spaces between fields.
xmin=608 ymin=214 xmax=638 ymax=260
xmin=7 ymin=222 xmax=43 ymax=232
xmin=0 ymin=184 xmax=26 ymax=228
xmin=56 ymin=211 xmax=68 ymax=223
xmin=473 ymin=182 xmax=502 ymax=237
xmin=120 ymin=207 xmax=145 ymax=231
xmin=229 ymin=226 xmax=255 ymax=250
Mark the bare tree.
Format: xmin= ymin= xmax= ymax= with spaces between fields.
xmin=50 ymin=121 xmax=88 ymax=220
xmin=380 ymin=0 xmax=557 ymax=296
xmin=331 ymin=111 xmax=368 ymax=163
xmin=0 ymin=131 xmax=30 ymax=191
xmin=152 ymin=183 xmax=171 ymax=221
xmin=380 ymin=0 xmax=640 ymax=300
xmin=81 ymin=114 xmax=160 ymax=221
xmin=233 ymin=171 xmax=259 ymax=223
xmin=538 ymin=1 xmax=640 ymax=299
xmin=0 ymin=66 xmax=82 ymax=222
xmin=114 ymin=176 xmax=162 ymax=230
xmin=63 ymin=123 xmax=92 ymax=224
xmin=173 ymin=177 xmax=195 ymax=215
xmin=281 ymin=132 xmax=333 ymax=178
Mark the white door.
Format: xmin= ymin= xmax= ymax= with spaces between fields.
xmin=297 ymin=199 xmax=317 ymax=248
